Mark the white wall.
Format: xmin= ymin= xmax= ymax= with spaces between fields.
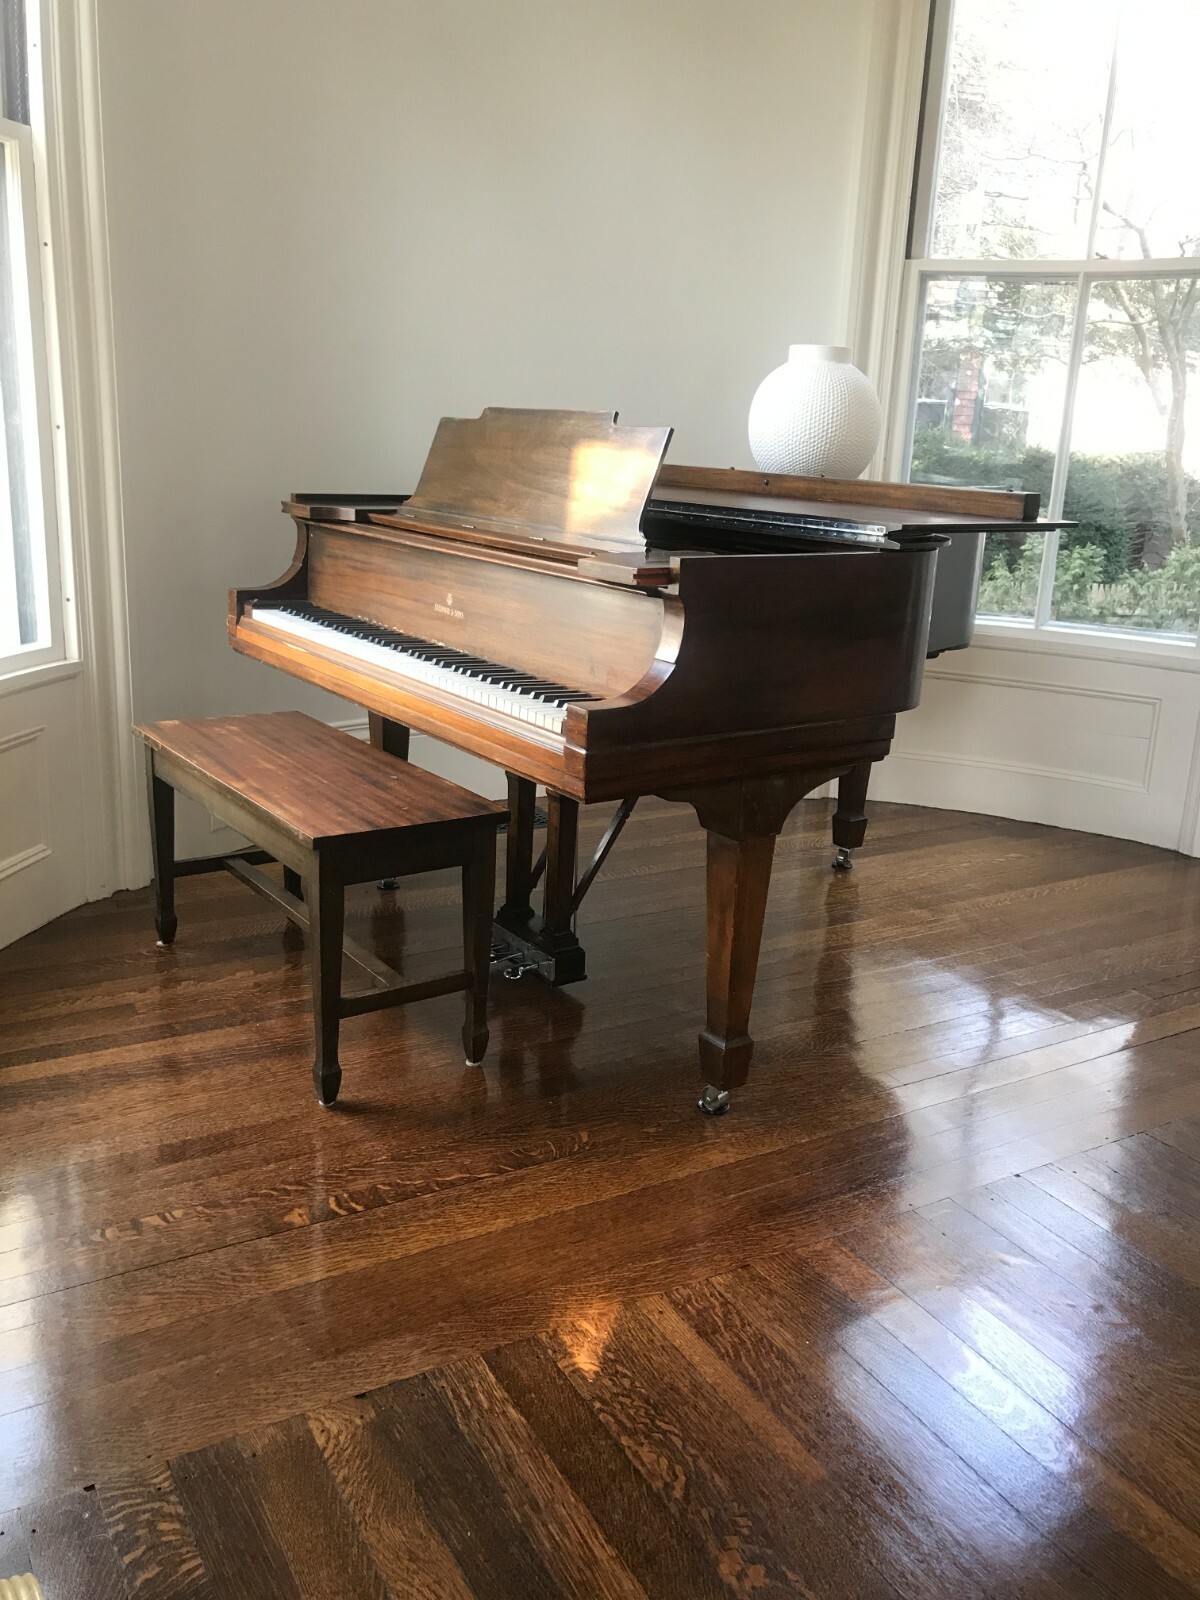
xmin=97 ymin=0 xmax=877 ymax=848
xmin=102 ymin=0 xmax=1194 ymax=867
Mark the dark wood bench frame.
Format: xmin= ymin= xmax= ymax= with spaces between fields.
xmin=138 ymin=730 xmax=501 ymax=1106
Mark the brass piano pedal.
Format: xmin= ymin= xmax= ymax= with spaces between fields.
xmin=832 ymin=847 xmax=855 ymax=872
xmin=0 ymin=1576 xmax=44 ymax=1600
xmin=377 ymin=877 xmax=400 ymax=890
xmin=698 ymin=1084 xmax=731 ymax=1115
xmin=503 ymin=957 xmax=539 ymax=981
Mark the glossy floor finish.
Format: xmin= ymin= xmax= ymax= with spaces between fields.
xmin=2 ymin=798 xmax=1200 ymax=1596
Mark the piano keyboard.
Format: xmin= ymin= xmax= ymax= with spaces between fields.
xmin=251 ymin=602 xmax=600 ymax=733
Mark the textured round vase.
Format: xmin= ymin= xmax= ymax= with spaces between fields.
xmin=748 ymin=344 xmax=882 ymax=478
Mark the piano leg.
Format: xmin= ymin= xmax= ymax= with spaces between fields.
xmin=665 ymin=772 xmax=827 ymax=1108
xmin=368 ymin=712 xmax=411 ymax=761
xmin=369 ymin=714 xmax=411 ymax=889
xmin=832 ymin=760 xmax=872 ymax=871
xmin=499 ymin=774 xmax=538 ymax=923
xmin=698 ymin=831 xmax=776 ymax=1107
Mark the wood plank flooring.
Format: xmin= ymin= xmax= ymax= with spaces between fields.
xmin=1 ymin=797 xmax=1199 ymax=1596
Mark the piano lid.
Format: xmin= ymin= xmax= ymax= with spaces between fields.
xmin=369 ymin=407 xmax=673 ymax=564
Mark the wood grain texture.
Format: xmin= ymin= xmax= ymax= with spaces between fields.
xmin=399 ymin=406 xmax=671 ymax=553
xmin=136 ymin=713 xmax=501 ymax=1102
xmin=2 ymin=799 xmax=1200 ymax=1594
xmin=20 ymin=1490 xmax=128 ymax=1599
xmin=136 ymin=712 xmax=504 ymax=847
xmin=99 ymin=1465 xmax=214 ymax=1597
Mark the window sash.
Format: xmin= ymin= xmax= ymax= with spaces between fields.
xmin=893 ymin=257 xmax=1200 ymax=653
xmin=892 ymin=0 xmax=1200 ymax=657
xmin=0 ymin=110 xmax=67 ymax=677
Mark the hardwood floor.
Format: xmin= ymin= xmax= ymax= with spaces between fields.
xmin=1 ymin=797 xmax=1199 ymax=1597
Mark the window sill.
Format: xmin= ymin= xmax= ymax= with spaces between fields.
xmin=953 ymin=618 xmax=1200 ymax=673
xmin=0 ymin=655 xmax=83 ymax=699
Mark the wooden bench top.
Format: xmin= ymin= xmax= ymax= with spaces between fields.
xmin=136 ymin=713 xmax=505 ymax=848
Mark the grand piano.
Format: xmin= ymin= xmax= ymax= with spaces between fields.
xmin=229 ymin=407 xmax=1050 ymax=1110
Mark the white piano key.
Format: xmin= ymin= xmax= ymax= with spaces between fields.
xmin=250 ymin=606 xmax=571 ymax=734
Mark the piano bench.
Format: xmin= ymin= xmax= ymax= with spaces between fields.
xmin=133 ymin=712 xmax=506 ymax=1106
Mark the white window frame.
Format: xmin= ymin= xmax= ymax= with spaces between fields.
xmin=882 ymin=0 xmax=1200 ymax=666
xmin=0 ymin=4 xmax=75 ymax=681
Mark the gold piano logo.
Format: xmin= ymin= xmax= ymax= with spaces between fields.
xmin=435 ymin=590 xmax=465 ymax=621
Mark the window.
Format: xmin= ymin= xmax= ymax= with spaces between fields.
xmin=900 ymin=0 xmax=1200 ymax=644
xmin=1 ymin=0 xmax=66 ymax=671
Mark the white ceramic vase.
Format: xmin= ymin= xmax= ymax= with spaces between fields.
xmin=748 ymin=344 xmax=882 ymax=478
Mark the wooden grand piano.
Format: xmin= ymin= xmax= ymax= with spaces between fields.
xmin=229 ymin=407 xmax=1049 ymax=1110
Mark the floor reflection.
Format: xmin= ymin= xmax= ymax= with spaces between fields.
xmin=2 ymin=795 xmax=1196 ymax=1580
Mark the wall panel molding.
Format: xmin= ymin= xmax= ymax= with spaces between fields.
xmin=889 ymin=745 xmax=1156 ymax=796
xmin=0 ymin=725 xmax=52 ymax=882
xmin=911 ymin=670 xmax=1161 ymax=792
xmin=870 ymin=645 xmax=1200 ymax=853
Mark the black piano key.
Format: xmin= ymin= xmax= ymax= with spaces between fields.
xmin=263 ymin=603 xmax=599 ymax=708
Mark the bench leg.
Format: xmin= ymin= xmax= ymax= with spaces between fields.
xmin=144 ymin=751 xmax=177 ymax=947
xmin=305 ymin=858 xmax=344 ymax=1105
xmin=462 ymin=829 xmax=496 ymax=1066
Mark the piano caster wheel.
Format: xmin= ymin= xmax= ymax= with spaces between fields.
xmin=698 ymin=1084 xmax=731 ymax=1116
xmin=377 ymin=878 xmax=399 ymax=891
xmin=832 ymin=847 xmax=854 ymax=872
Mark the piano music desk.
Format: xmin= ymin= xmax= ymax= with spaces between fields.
xmin=134 ymin=713 xmax=505 ymax=1105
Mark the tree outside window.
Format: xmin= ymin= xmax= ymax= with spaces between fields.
xmin=903 ymin=0 xmax=1200 ymax=639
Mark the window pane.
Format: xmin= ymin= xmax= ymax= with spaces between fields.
xmin=930 ymin=0 xmax=1116 ymax=261
xmin=0 ymin=0 xmax=29 ymax=125
xmin=907 ymin=275 xmax=1074 ymax=617
xmin=1052 ymin=275 xmax=1200 ymax=636
xmin=1092 ymin=2 xmax=1200 ymax=263
xmin=0 ymin=142 xmax=49 ymax=657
